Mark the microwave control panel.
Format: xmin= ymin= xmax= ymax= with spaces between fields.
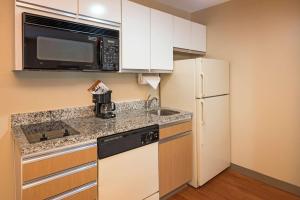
xmin=100 ymin=37 xmax=119 ymax=71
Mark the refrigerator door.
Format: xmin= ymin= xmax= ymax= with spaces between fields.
xmin=196 ymin=95 xmax=230 ymax=186
xmin=196 ymin=58 xmax=230 ymax=98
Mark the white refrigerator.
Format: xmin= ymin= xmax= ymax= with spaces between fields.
xmin=161 ymin=58 xmax=230 ymax=187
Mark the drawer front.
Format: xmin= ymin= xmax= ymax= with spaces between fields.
xmin=63 ymin=185 xmax=97 ymax=200
xmin=23 ymin=144 xmax=97 ymax=182
xmin=23 ymin=166 xmax=97 ymax=200
xmin=160 ymin=121 xmax=192 ymax=140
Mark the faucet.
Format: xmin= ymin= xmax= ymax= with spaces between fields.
xmin=145 ymin=95 xmax=158 ymax=111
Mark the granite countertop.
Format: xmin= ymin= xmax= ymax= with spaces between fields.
xmin=12 ymin=101 xmax=192 ymax=158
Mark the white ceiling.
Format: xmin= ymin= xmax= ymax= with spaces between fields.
xmin=156 ymin=0 xmax=230 ymax=12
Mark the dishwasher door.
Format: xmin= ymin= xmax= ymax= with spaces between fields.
xmin=98 ymin=142 xmax=159 ymax=200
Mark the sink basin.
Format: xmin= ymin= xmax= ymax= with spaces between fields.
xmin=149 ymin=109 xmax=180 ymax=116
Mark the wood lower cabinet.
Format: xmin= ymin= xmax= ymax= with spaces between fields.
xmin=159 ymin=122 xmax=193 ymax=197
xmin=16 ymin=143 xmax=97 ymax=200
xmin=23 ymin=145 xmax=97 ymax=182
xmin=23 ymin=166 xmax=97 ymax=200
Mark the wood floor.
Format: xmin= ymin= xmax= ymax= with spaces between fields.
xmin=168 ymin=169 xmax=300 ymax=200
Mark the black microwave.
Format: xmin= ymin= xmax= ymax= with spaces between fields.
xmin=23 ymin=13 xmax=119 ymax=71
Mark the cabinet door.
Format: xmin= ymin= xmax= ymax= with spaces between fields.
xmin=78 ymin=0 xmax=121 ymax=23
xmin=159 ymin=133 xmax=193 ymax=197
xmin=173 ymin=16 xmax=191 ymax=50
xmin=19 ymin=0 xmax=77 ymax=13
xmin=150 ymin=9 xmax=173 ymax=71
xmin=121 ymin=0 xmax=150 ymax=70
xmin=191 ymin=22 xmax=206 ymax=52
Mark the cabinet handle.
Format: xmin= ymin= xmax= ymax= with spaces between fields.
xmin=22 ymin=142 xmax=97 ymax=164
xmin=159 ymin=131 xmax=191 ymax=144
xmin=200 ymin=72 xmax=205 ymax=97
xmin=201 ymin=100 xmax=205 ymax=125
xmin=49 ymin=181 xmax=97 ymax=200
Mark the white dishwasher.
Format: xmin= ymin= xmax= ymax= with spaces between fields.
xmin=97 ymin=125 xmax=160 ymax=200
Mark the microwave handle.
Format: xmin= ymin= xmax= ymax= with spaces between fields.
xmin=98 ymin=37 xmax=103 ymax=68
xmin=57 ymin=65 xmax=81 ymax=70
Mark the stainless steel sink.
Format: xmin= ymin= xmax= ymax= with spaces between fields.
xmin=149 ymin=109 xmax=180 ymax=116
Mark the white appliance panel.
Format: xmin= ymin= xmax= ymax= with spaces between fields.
xmin=196 ymin=58 xmax=230 ymax=98
xmin=98 ymin=143 xmax=159 ymax=200
xmin=197 ymin=95 xmax=230 ymax=186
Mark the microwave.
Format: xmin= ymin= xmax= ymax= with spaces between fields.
xmin=23 ymin=13 xmax=119 ymax=71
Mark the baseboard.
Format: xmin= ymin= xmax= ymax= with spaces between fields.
xmin=160 ymin=184 xmax=188 ymax=200
xmin=230 ymin=163 xmax=300 ymax=197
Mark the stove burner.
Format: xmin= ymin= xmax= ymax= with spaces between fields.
xmin=21 ymin=121 xmax=80 ymax=144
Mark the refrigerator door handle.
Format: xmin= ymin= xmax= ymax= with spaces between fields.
xmin=200 ymin=73 xmax=205 ymax=97
xmin=201 ymin=100 xmax=205 ymax=125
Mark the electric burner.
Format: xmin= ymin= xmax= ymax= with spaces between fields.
xmin=21 ymin=121 xmax=80 ymax=144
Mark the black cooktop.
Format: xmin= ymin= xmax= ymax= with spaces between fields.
xmin=21 ymin=121 xmax=80 ymax=144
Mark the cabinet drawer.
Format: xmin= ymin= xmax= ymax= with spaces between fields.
xmin=64 ymin=185 xmax=97 ymax=200
xmin=50 ymin=182 xmax=97 ymax=200
xmin=160 ymin=121 xmax=192 ymax=140
xmin=23 ymin=144 xmax=97 ymax=182
xmin=23 ymin=164 xmax=97 ymax=200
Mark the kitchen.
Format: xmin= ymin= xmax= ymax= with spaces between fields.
xmin=0 ymin=0 xmax=300 ymax=200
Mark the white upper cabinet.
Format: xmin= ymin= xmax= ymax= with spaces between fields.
xmin=121 ymin=0 xmax=150 ymax=70
xmin=150 ymin=9 xmax=173 ymax=71
xmin=78 ymin=0 xmax=121 ymax=23
xmin=18 ymin=0 xmax=77 ymax=13
xmin=191 ymin=22 xmax=206 ymax=52
xmin=173 ymin=16 xmax=191 ymax=50
xmin=173 ymin=16 xmax=207 ymax=53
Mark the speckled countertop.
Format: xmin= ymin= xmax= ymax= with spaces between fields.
xmin=11 ymin=101 xmax=192 ymax=158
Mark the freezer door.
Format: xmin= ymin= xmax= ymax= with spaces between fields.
xmin=196 ymin=95 xmax=230 ymax=186
xmin=196 ymin=58 xmax=230 ymax=98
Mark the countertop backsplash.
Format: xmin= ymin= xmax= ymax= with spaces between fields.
xmin=11 ymin=100 xmax=159 ymax=127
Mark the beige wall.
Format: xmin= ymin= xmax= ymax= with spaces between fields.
xmin=0 ymin=0 xmax=187 ymax=199
xmin=192 ymin=0 xmax=300 ymax=186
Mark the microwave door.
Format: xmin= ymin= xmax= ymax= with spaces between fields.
xmin=23 ymin=24 xmax=98 ymax=70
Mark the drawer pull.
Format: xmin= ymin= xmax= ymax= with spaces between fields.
xmin=23 ymin=162 xmax=97 ymax=189
xmin=49 ymin=181 xmax=97 ymax=200
xmin=23 ymin=142 xmax=97 ymax=164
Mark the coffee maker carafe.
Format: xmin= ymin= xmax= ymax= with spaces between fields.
xmin=93 ymin=90 xmax=116 ymax=119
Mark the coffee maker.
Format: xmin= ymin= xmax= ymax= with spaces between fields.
xmin=93 ymin=90 xmax=116 ymax=119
